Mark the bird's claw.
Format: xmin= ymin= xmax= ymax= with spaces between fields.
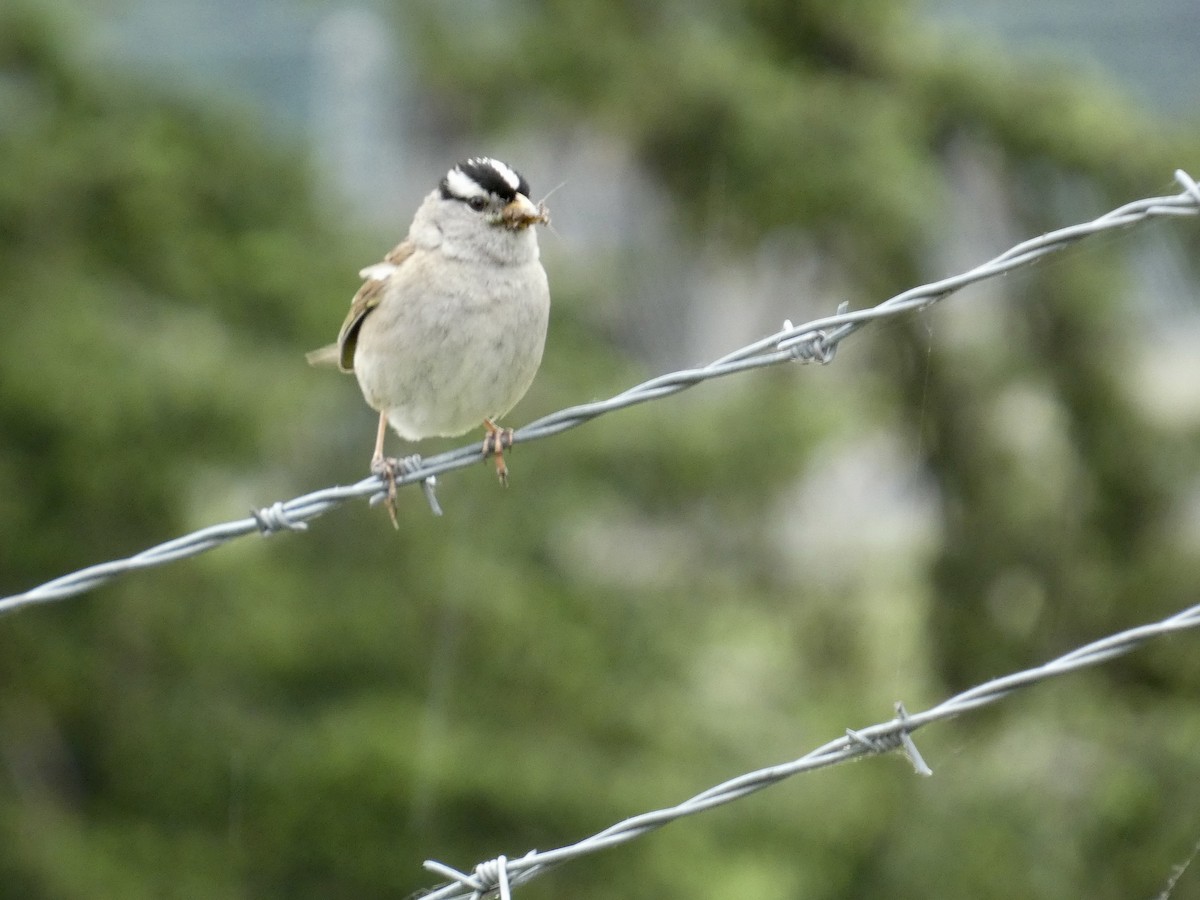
xmin=481 ymin=420 xmax=515 ymax=487
xmin=371 ymin=455 xmax=413 ymax=528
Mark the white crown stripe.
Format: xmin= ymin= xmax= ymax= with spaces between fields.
xmin=444 ymin=167 xmax=488 ymax=201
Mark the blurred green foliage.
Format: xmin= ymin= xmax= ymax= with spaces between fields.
xmin=3 ymin=1 xmax=1200 ymax=899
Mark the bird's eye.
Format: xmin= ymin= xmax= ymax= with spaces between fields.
xmin=467 ymin=196 xmax=488 ymax=212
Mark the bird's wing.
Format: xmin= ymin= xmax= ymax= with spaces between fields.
xmin=306 ymin=239 xmax=416 ymax=373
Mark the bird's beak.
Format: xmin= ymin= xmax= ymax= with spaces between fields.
xmin=501 ymin=193 xmax=550 ymax=230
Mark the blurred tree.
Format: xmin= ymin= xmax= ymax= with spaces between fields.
xmin=408 ymin=0 xmax=1200 ymax=713
xmin=2 ymin=1 xmax=1200 ymax=899
xmin=0 ymin=5 xmax=371 ymax=896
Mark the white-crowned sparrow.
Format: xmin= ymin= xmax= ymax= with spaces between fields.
xmin=307 ymin=157 xmax=551 ymax=513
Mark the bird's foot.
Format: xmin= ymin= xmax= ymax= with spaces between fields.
xmin=481 ymin=419 xmax=515 ymax=487
xmin=371 ymin=454 xmax=421 ymax=528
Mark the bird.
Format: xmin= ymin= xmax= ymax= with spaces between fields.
xmin=307 ymin=157 xmax=551 ymax=520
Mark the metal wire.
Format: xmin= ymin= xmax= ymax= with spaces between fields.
xmin=1 ymin=169 xmax=1197 ymax=617
xmin=418 ymin=593 xmax=1200 ymax=899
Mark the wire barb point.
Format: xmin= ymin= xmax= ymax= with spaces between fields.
xmin=475 ymin=855 xmax=513 ymax=900
xmin=422 ymin=474 xmax=444 ymax=517
xmin=894 ymin=702 xmax=933 ymax=777
xmin=424 ymin=854 xmax=518 ymax=900
xmin=1174 ymin=169 xmax=1200 ymax=208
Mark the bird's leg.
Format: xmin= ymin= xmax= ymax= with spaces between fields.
xmin=369 ymin=412 xmax=401 ymax=528
xmin=370 ymin=411 xmax=389 ymax=470
xmin=481 ymin=418 xmax=514 ymax=487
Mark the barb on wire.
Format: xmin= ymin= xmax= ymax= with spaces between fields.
xmin=1 ymin=170 xmax=1197 ymax=618
xmin=425 ymin=854 xmax=526 ymax=900
xmin=417 ymin=592 xmax=1200 ymax=899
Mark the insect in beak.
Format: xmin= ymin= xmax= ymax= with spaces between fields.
xmin=500 ymin=193 xmax=550 ymax=230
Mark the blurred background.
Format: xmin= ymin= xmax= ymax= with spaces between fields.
xmin=2 ymin=0 xmax=1200 ymax=897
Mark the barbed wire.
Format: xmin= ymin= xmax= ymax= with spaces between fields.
xmin=418 ymin=592 xmax=1200 ymax=900
xmin=1 ymin=169 xmax=1197 ymax=618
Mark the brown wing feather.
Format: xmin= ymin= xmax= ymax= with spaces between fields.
xmin=335 ymin=279 xmax=387 ymax=371
xmin=383 ymin=241 xmax=415 ymax=266
xmin=306 ymin=240 xmax=416 ymax=373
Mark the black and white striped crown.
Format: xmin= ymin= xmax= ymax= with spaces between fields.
xmin=439 ymin=157 xmax=531 ymax=204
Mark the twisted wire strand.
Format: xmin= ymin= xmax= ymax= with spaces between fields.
xmin=418 ymin=593 xmax=1200 ymax=899
xmin=1 ymin=170 xmax=1196 ymax=617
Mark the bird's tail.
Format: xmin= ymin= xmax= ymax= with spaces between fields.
xmin=305 ymin=344 xmax=343 ymax=368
